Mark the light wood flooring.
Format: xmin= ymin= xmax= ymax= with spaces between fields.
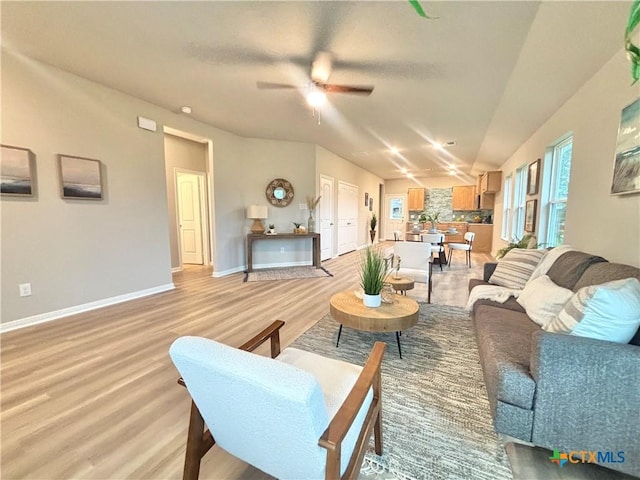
xmin=1 ymin=244 xmax=491 ymax=479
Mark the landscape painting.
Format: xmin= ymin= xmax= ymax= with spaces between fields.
xmin=611 ymin=98 xmax=640 ymax=195
xmin=58 ymin=155 xmax=103 ymax=200
xmin=1 ymin=145 xmax=34 ymax=196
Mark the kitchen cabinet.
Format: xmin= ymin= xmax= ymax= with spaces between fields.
xmin=452 ymin=185 xmax=476 ymax=210
xmin=479 ymin=171 xmax=502 ymax=194
xmin=408 ymin=188 xmax=425 ymax=211
xmin=478 ymin=193 xmax=495 ymax=209
xmin=467 ymin=224 xmax=493 ymax=253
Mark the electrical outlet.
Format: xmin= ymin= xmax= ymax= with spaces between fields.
xmin=19 ymin=283 xmax=32 ymax=297
xmin=299 ymin=203 xmax=307 ymax=210
xmin=280 ymin=247 xmax=285 ymax=253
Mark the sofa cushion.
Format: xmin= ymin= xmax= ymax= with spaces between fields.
xmin=545 ymin=251 xmax=606 ymax=291
xmin=474 ymin=305 xmax=539 ymax=411
xmin=574 ymin=262 xmax=640 ymax=291
xmin=489 ymin=248 xmax=546 ymax=289
xmin=545 ymin=278 xmax=640 ymax=344
xmin=516 ymin=275 xmax=573 ymax=327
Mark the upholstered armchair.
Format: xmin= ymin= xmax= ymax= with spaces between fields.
xmin=390 ymin=241 xmax=432 ymax=302
xmin=170 ymin=320 xmax=385 ymax=480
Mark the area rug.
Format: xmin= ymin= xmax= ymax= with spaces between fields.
xmin=244 ymin=266 xmax=332 ymax=282
xmin=290 ymin=303 xmax=513 ymax=480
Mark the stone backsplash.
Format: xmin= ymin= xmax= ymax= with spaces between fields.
xmin=452 ymin=209 xmax=493 ymax=222
xmin=406 ymin=187 xmax=493 ymax=222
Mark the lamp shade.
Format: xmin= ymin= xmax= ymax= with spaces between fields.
xmin=246 ymin=205 xmax=268 ymax=219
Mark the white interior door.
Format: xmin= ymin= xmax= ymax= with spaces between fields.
xmin=337 ymin=181 xmax=358 ymax=255
xmin=319 ymin=175 xmax=334 ymax=261
xmin=177 ymin=172 xmax=203 ymax=264
xmin=384 ymin=193 xmax=407 ymax=240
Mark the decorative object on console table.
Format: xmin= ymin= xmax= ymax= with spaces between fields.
xmin=292 ymin=222 xmax=307 ymax=234
xmin=357 ymin=246 xmax=388 ymax=308
xmin=524 ymin=199 xmax=537 ymax=233
xmin=0 ymin=144 xmax=35 ymax=197
xmin=58 ymin=154 xmax=103 ymax=200
xmin=246 ymin=205 xmax=268 ymax=234
xmin=611 ymin=98 xmax=640 ymax=195
xmin=306 ymin=195 xmax=321 ymax=233
xmin=267 ymin=224 xmax=276 ymax=235
xmin=527 ymin=159 xmax=540 ymax=195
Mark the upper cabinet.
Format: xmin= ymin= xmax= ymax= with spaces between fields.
xmin=452 ymin=185 xmax=476 ymax=210
xmin=407 ymin=188 xmax=425 ymax=210
xmin=478 ymin=171 xmax=502 ymax=194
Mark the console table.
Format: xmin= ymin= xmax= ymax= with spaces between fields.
xmin=246 ymin=233 xmax=321 ymax=273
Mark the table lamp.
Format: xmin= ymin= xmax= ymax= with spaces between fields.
xmin=246 ymin=205 xmax=268 ymax=234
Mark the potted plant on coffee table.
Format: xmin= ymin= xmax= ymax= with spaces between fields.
xmin=357 ymin=246 xmax=388 ymax=308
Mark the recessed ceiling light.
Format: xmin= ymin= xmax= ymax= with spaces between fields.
xmin=389 ymin=147 xmax=400 ymax=155
xmin=406 ymin=173 xmax=414 ymax=179
xmin=400 ymin=167 xmax=408 ymax=174
xmin=181 ymin=106 xmax=192 ymax=114
xmin=306 ymin=90 xmax=327 ymax=107
xmin=448 ymin=170 xmax=456 ymax=176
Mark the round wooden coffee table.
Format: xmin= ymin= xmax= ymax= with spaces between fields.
xmin=329 ymin=290 xmax=419 ymax=358
xmin=384 ymin=275 xmax=415 ymax=295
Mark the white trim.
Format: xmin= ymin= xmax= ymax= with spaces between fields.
xmin=212 ymin=265 xmax=246 ymax=277
xmin=0 ymin=284 xmax=175 ymax=334
xmin=171 ymin=267 xmax=183 ymax=273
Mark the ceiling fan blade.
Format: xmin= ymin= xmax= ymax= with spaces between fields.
xmin=311 ymin=51 xmax=333 ymax=83
xmin=256 ymin=81 xmax=298 ymax=89
xmin=317 ymin=83 xmax=374 ymax=95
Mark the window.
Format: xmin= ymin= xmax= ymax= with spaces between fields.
xmin=511 ymin=166 xmax=527 ymax=240
xmin=546 ymin=136 xmax=573 ymax=247
xmin=501 ymin=175 xmax=512 ymax=240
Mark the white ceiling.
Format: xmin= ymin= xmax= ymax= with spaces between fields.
xmin=1 ymin=1 xmax=632 ymax=180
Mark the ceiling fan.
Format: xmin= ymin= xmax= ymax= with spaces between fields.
xmin=257 ymin=51 xmax=374 ymax=106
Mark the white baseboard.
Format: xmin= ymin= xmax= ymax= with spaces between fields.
xmin=212 ymin=265 xmax=246 ymax=277
xmin=171 ymin=267 xmax=183 ymax=273
xmin=0 ymin=283 xmax=175 ymax=334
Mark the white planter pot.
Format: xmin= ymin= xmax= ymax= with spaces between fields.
xmin=363 ymin=293 xmax=382 ymax=308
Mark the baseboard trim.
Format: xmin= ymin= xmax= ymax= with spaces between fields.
xmin=171 ymin=267 xmax=183 ymax=273
xmin=212 ymin=265 xmax=246 ymax=277
xmin=0 ymin=283 xmax=176 ymax=334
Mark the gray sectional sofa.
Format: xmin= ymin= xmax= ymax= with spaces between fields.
xmin=468 ymin=250 xmax=640 ymax=477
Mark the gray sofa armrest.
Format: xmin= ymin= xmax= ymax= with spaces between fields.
xmin=530 ymin=331 xmax=640 ymax=476
xmin=483 ymin=262 xmax=498 ymax=282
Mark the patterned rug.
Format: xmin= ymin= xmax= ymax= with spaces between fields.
xmin=244 ymin=266 xmax=332 ymax=282
xmin=290 ymin=303 xmax=513 ymax=480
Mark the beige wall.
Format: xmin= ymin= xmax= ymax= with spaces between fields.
xmin=493 ymin=48 xmax=640 ymax=266
xmin=315 ymin=146 xmax=385 ymax=253
xmin=164 ymin=134 xmax=208 ymax=270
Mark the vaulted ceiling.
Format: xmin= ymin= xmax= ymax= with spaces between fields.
xmin=1 ymin=1 xmax=632 ymax=180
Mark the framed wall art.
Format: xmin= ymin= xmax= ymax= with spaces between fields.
xmin=369 ymin=197 xmax=373 ymax=211
xmin=527 ymin=158 xmax=540 ymax=195
xmin=611 ymin=98 xmax=640 ymax=195
xmin=58 ymin=154 xmax=103 ymax=200
xmin=1 ymin=145 xmax=35 ymax=197
xmin=364 ymin=192 xmax=369 ymax=206
xmin=524 ymin=199 xmax=537 ymax=233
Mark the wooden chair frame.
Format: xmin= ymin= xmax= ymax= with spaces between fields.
xmin=176 ymin=320 xmax=385 ymax=480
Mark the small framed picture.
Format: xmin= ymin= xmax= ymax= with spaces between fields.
xmin=364 ymin=192 xmax=369 ymax=206
xmin=1 ymin=145 xmax=35 ymax=197
xmin=369 ymin=197 xmax=373 ymax=211
xmin=527 ymin=159 xmax=540 ymax=195
xmin=524 ymin=199 xmax=537 ymax=232
xmin=58 ymin=154 xmax=103 ymax=200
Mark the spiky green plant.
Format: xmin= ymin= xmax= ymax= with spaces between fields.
xmin=495 ymin=234 xmax=535 ymax=259
xmin=626 ymin=0 xmax=640 ymax=84
xmin=358 ymin=246 xmax=388 ymax=295
xmin=370 ymin=212 xmax=378 ymax=231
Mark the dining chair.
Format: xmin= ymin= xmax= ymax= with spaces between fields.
xmin=391 ymin=241 xmax=432 ymax=302
xmin=447 ymin=231 xmax=476 ymax=268
xmin=420 ymin=232 xmax=446 ymax=271
xmin=170 ymin=320 xmax=385 ymax=480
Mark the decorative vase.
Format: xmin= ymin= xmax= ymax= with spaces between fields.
xmin=363 ymin=293 xmax=382 ymax=308
xmin=307 ymin=212 xmax=315 ymax=233
xmin=412 ymin=224 xmax=421 ymax=233
xmin=429 ymin=221 xmax=438 ymax=233
xmin=369 ymin=230 xmax=376 ymax=243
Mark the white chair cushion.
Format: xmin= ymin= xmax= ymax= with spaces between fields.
xmin=277 ymin=347 xmax=374 ymax=476
xmin=170 ymin=337 xmax=330 ymax=479
xmin=448 ymin=242 xmax=471 ymax=251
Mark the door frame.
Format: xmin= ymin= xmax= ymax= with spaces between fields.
xmin=174 ymin=167 xmax=210 ymax=267
xmin=383 ymin=193 xmax=408 ymax=240
xmin=337 ymin=180 xmax=359 ymax=255
xmin=319 ymin=174 xmax=335 ymax=260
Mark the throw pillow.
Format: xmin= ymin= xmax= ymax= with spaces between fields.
xmin=516 ymin=275 xmax=573 ymax=327
xmin=544 ymin=278 xmax=640 ymax=343
xmin=489 ymin=248 xmax=546 ymax=289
